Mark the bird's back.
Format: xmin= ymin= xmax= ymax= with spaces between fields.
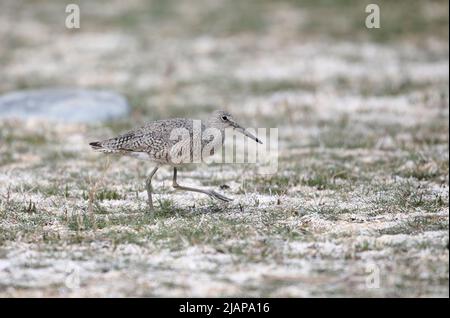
xmin=90 ymin=118 xmax=220 ymax=165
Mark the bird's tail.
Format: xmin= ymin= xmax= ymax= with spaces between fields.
xmin=89 ymin=140 xmax=119 ymax=154
xmin=89 ymin=141 xmax=103 ymax=149
xmin=90 ymin=131 xmax=136 ymax=154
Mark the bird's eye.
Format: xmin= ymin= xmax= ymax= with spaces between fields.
xmin=221 ymin=116 xmax=228 ymax=121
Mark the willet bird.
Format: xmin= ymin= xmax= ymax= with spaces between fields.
xmin=90 ymin=110 xmax=262 ymax=211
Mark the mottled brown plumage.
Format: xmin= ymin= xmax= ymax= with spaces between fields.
xmin=90 ymin=110 xmax=262 ymax=211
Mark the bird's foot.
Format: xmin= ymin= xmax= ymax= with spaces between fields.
xmin=209 ymin=190 xmax=233 ymax=203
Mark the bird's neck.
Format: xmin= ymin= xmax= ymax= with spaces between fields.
xmin=204 ymin=121 xmax=226 ymax=145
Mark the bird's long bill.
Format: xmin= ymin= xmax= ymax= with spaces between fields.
xmin=232 ymin=122 xmax=263 ymax=144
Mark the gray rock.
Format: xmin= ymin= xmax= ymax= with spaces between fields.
xmin=0 ymin=89 xmax=130 ymax=123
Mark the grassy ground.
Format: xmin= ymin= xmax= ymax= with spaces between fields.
xmin=0 ymin=0 xmax=448 ymax=297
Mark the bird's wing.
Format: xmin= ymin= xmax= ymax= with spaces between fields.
xmin=90 ymin=119 xmax=194 ymax=154
xmin=90 ymin=130 xmax=144 ymax=152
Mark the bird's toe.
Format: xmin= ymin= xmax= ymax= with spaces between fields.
xmin=210 ymin=191 xmax=233 ymax=202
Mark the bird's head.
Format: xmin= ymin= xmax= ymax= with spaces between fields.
xmin=208 ymin=110 xmax=262 ymax=144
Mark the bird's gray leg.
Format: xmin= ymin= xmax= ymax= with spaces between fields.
xmin=172 ymin=167 xmax=233 ymax=202
xmin=146 ymin=167 xmax=159 ymax=211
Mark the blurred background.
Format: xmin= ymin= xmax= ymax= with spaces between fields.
xmin=0 ymin=0 xmax=448 ymax=297
xmin=1 ymin=0 xmax=448 ymax=124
